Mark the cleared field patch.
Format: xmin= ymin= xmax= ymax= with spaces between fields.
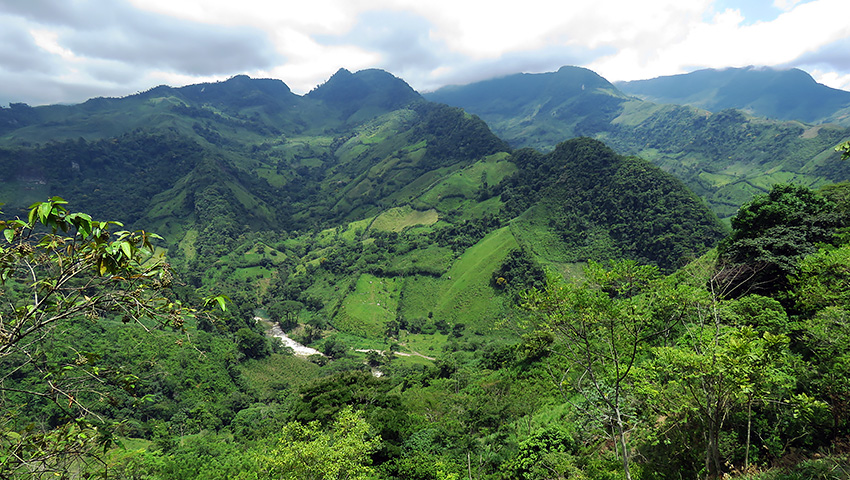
xmin=243 ymin=243 xmax=288 ymax=265
xmin=396 ymin=332 xmax=447 ymax=362
xmin=178 ymin=229 xmax=198 ymax=260
xmin=370 ymin=206 xmax=439 ymax=232
xmin=698 ymin=171 xmax=738 ymax=188
xmin=401 ymin=226 xmax=517 ymax=330
xmin=239 ymin=354 xmax=321 ymax=401
xmin=748 ymin=172 xmax=803 ymax=190
xmin=334 ymin=274 xmax=403 ymax=339
xmin=415 ymin=153 xmax=517 ymax=210
xmin=385 ymin=245 xmax=454 ymax=276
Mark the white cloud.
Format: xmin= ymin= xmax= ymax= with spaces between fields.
xmin=1 ymin=0 xmax=849 ymax=105
xmin=588 ymin=0 xmax=850 ymax=82
xmin=773 ymin=0 xmax=805 ymax=11
xmin=30 ymin=29 xmax=76 ymax=60
xmin=810 ymin=69 xmax=850 ymax=91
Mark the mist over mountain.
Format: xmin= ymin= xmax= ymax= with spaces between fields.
xmin=616 ymin=66 xmax=850 ymax=125
xmin=427 ymin=65 xmax=850 ymax=219
xmin=3 ymin=65 xmax=850 ymax=480
xmin=426 ymin=66 xmax=629 ymax=150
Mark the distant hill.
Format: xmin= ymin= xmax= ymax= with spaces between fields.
xmin=306 ymin=68 xmax=422 ymax=122
xmin=0 ymin=70 xmax=725 ymax=340
xmin=426 ymin=66 xmax=629 ymax=151
xmin=616 ymin=66 xmax=850 ymax=126
xmin=426 ymin=65 xmax=850 ymax=219
xmin=503 ymin=138 xmax=725 ymax=271
xmin=0 ymin=71 xmax=511 ymax=233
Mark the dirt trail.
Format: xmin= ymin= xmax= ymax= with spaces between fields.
xmin=355 ymin=348 xmax=436 ymax=361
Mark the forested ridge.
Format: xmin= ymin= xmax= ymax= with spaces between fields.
xmin=425 ymin=66 xmax=850 ymax=220
xmin=1 ymin=69 xmax=850 ymax=480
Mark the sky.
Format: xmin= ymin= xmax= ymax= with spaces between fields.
xmin=1 ymin=0 xmax=850 ymax=106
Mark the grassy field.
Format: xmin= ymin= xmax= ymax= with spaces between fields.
xmin=334 ymin=274 xmax=403 ymax=338
xmin=400 ymin=226 xmax=517 ymax=330
xmin=385 ymin=245 xmax=454 ymax=276
xmin=369 ymin=205 xmax=439 ymax=232
xmin=239 ymin=353 xmax=322 ymax=401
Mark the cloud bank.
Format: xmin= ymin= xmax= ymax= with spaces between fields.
xmin=1 ymin=0 xmax=849 ymax=106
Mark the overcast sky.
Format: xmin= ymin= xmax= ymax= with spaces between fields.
xmin=2 ymin=0 xmax=850 ymax=106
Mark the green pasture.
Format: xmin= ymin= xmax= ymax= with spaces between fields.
xmin=333 ymin=273 xmax=403 ymax=338
xmin=369 ymin=206 xmax=439 ymax=232
xmin=239 ymin=353 xmax=321 ymax=401
xmin=385 ymin=245 xmax=454 ymax=276
xmin=400 ymin=226 xmax=516 ymax=329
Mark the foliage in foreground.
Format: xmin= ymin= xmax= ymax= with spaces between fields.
xmin=5 ymin=182 xmax=850 ymax=480
xmin=0 ymin=198 xmax=228 ymax=478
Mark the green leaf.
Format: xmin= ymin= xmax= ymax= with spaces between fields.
xmin=119 ymin=241 xmax=133 ymax=259
xmin=27 ymin=205 xmax=38 ymax=225
xmin=38 ymin=202 xmax=52 ymax=225
xmin=204 ymin=295 xmax=230 ymax=312
xmin=3 ymin=229 xmax=13 ymax=243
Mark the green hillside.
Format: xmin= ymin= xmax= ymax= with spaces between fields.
xmin=0 ymin=71 xmax=726 ymax=355
xmin=427 ymin=66 xmax=630 ymax=151
xmin=426 ymin=66 xmax=850 ymax=220
xmin=616 ymin=66 xmax=850 ymax=125
xmin=5 ymin=68 xmax=844 ymax=480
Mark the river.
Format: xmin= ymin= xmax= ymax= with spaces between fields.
xmin=257 ymin=317 xmax=324 ymax=357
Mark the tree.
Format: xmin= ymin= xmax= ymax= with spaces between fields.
xmin=718 ymin=183 xmax=840 ymax=297
xmin=653 ymin=323 xmax=792 ymax=477
xmin=236 ymin=326 xmax=271 ymax=358
xmin=259 ymin=406 xmax=380 ymax=480
xmin=790 ymin=244 xmax=850 ymax=313
xmin=521 ymin=260 xmax=669 ymax=480
xmin=269 ymin=300 xmax=303 ymax=330
xmin=642 ymin=260 xmax=797 ymax=478
xmin=837 ymin=140 xmax=850 ymax=161
xmin=0 ymin=198 xmax=198 ymax=478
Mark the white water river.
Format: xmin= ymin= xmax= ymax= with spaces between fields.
xmin=257 ymin=317 xmax=324 ymax=357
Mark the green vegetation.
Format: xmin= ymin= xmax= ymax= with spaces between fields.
xmin=615 ymin=66 xmax=850 ymax=126
xmin=3 ymin=70 xmax=849 ymax=480
xmin=503 ymin=138 xmax=726 ymax=272
xmin=425 ymin=67 xmax=850 ymax=221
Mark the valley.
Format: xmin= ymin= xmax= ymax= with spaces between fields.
xmin=2 ymin=65 xmax=850 ymax=480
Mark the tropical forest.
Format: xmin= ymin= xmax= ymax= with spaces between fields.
xmin=2 ymin=65 xmax=850 ymax=480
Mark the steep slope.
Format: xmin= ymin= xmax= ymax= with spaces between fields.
xmin=0 ymin=75 xmax=307 ymax=144
xmin=242 ymin=137 xmax=724 ymax=352
xmin=616 ymin=66 xmax=850 ymax=125
xmin=604 ymin=106 xmax=850 ymax=218
xmin=426 ymin=66 xmax=629 ymax=151
xmin=427 ymin=66 xmax=850 ymax=219
xmin=0 ymin=70 xmax=726 ymax=353
xmin=306 ymin=68 xmax=422 ymax=122
xmin=0 ymin=71 xmax=505 ymax=231
xmin=504 ymin=138 xmax=726 ymax=272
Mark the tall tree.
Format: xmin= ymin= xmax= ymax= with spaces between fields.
xmin=521 ymin=260 xmax=674 ymax=480
xmin=718 ymin=183 xmax=840 ymax=297
xmin=0 ymin=198 xmax=208 ymax=478
xmin=258 ymin=406 xmax=380 ymax=480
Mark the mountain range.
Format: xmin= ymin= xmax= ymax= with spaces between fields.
xmin=0 ymin=66 xmax=730 ymax=340
xmin=4 ymin=63 xmax=850 ymax=479
xmin=616 ymin=66 xmax=850 ymax=125
xmin=0 ymin=64 xmax=847 ymax=329
xmin=425 ymin=65 xmax=850 ymax=219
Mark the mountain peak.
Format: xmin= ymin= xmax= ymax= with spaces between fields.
xmin=307 ymin=68 xmax=421 ymax=119
xmin=616 ymin=66 xmax=850 ymax=124
xmin=178 ymin=75 xmax=292 ymax=98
